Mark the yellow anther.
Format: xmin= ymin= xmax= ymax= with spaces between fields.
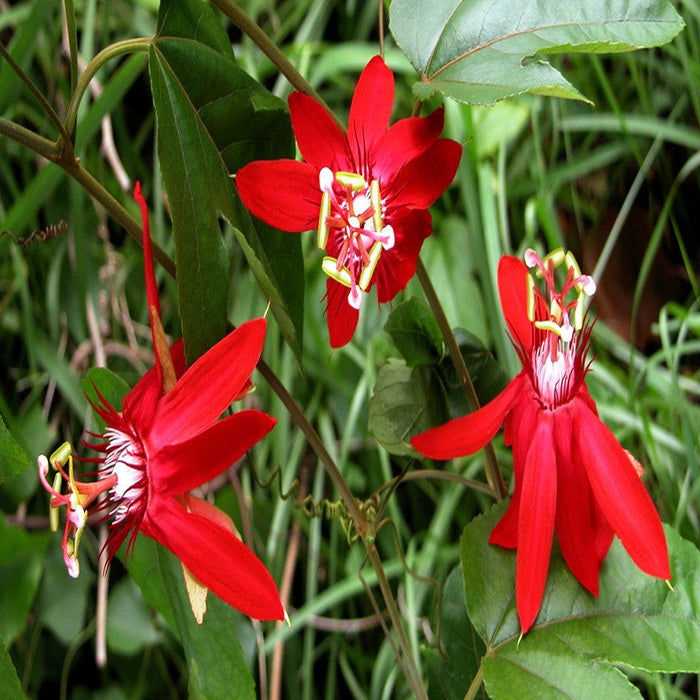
xmin=542 ymin=247 xmax=565 ymax=270
xmin=335 ymin=171 xmax=366 ymax=190
xmin=526 ymin=275 xmax=537 ymax=322
xmin=317 ymin=192 xmax=331 ymax=249
xmin=550 ymin=298 xmax=563 ymax=324
xmin=321 ymin=257 xmax=352 ymax=287
xmin=564 ymin=250 xmax=582 ymax=279
xmin=50 ymin=442 xmax=72 ymax=470
xmin=534 ymin=319 xmax=565 ymax=339
xmin=370 ymin=180 xmax=382 ymax=232
xmin=359 ymin=241 xmax=382 ymax=291
xmin=50 ymin=473 xmax=62 ymax=532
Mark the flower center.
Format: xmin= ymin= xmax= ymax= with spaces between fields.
xmin=104 ymin=427 xmax=148 ymax=524
xmin=532 ymin=340 xmax=576 ymax=408
xmin=317 ymin=167 xmax=395 ymax=310
xmin=525 ymin=248 xmax=597 ymax=408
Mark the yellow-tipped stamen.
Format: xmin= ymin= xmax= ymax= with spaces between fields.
xmin=317 ymin=192 xmax=331 ymax=249
xmin=370 ymin=180 xmax=382 ymax=232
xmin=564 ymin=250 xmax=582 ymax=280
xmin=322 ymin=257 xmax=352 ymax=287
xmin=526 ymin=275 xmax=537 ymax=322
xmin=359 ymin=241 xmax=382 ymax=291
xmin=50 ymin=473 xmax=62 ymax=532
xmin=542 ymin=247 xmax=565 ymax=270
xmin=535 ymin=319 xmax=566 ymax=338
xmin=335 ymin=171 xmax=366 ymax=190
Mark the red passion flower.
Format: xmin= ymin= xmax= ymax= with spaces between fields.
xmin=412 ymin=250 xmax=670 ymax=633
xmin=39 ymin=183 xmax=283 ymax=622
xmin=236 ymin=55 xmax=462 ymax=347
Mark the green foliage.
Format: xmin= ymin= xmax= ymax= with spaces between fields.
xmin=156 ymin=546 xmax=256 ymax=700
xmin=0 ymin=516 xmax=50 ymax=647
xmin=369 ymin=359 xmax=449 ymax=456
xmin=0 ymin=0 xmax=698 ymax=697
xmin=150 ymin=0 xmax=303 ymax=364
xmin=390 ymin=0 xmax=685 ymax=105
xmin=461 ymin=503 xmax=700 ymax=698
xmin=0 ymin=640 xmax=24 ymax=700
xmin=0 ymin=413 xmax=30 ymax=483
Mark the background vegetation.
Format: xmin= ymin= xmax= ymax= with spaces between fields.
xmin=0 ymin=0 xmax=698 ymax=697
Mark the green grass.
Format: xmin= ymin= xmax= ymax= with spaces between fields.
xmin=0 ymin=0 xmax=698 ymax=698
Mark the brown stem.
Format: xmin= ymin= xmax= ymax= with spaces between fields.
xmin=416 ymin=257 xmax=507 ymax=501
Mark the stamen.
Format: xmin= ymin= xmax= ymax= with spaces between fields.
xmin=370 ymin=180 xmax=382 ymax=232
xmin=335 ymin=171 xmax=366 ymax=190
xmin=359 ymin=242 xmax=383 ymax=290
xmin=317 ymin=192 xmax=331 ymax=248
xmin=322 ymin=257 xmax=352 ymax=287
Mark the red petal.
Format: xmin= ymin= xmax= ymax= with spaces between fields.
xmin=289 ymin=92 xmax=351 ymax=171
xmin=554 ymin=405 xmax=612 ymax=596
xmin=371 ymin=108 xmax=445 ymax=181
xmin=516 ymin=412 xmax=557 ymax=633
xmin=489 ymin=493 xmax=520 ymax=549
xmin=236 ymin=160 xmax=320 ymax=232
xmin=348 ymin=56 xmax=394 ymax=167
xmin=386 ymin=139 xmax=461 ymax=210
xmin=149 ymin=319 xmax=266 ymax=448
xmin=374 ymin=208 xmax=431 ymax=303
xmin=122 ymin=339 xmax=186 ymax=426
xmin=574 ymin=398 xmax=670 ymax=580
xmin=143 ymin=496 xmax=283 ymax=620
xmin=178 ymin=494 xmax=236 ymax=533
xmin=325 ymin=278 xmax=359 ymax=348
xmin=497 ymin=256 xmax=535 ymax=355
xmin=151 ymin=410 xmax=276 ymax=496
xmin=411 ymin=375 xmax=526 ymax=460
xmin=491 ymin=396 xmax=540 ymax=548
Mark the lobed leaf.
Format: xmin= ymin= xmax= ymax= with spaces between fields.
xmin=384 ymin=297 xmax=445 ymax=367
xmin=460 ymin=503 xmax=700 ymax=697
xmin=368 ymin=359 xmax=449 ymax=456
xmin=389 ymin=0 xmax=685 ymax=105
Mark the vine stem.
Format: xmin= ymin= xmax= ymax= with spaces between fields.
xmin=463 ymin=664 xmax=484 ymax=700
xmin=257 ymin=359 xmax=428 ymax=699
xmin=415 ymin=257 xmax=507 ymax=501
xmin=209 ymin=0 xmax=345 ymax=132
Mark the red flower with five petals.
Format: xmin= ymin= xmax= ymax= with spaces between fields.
xmin=236 ymin=55 xmax=462 ymax=347
xmin=39 ymin=183 xmax=283 ymax=622
xmin=412 ymin=250 xmax=670 ymax=633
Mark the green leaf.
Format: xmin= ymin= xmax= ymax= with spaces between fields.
xmin=107 ymin=578 xmax=162 ymax=656
xmin=150 ymin=0 xmax=303 ymax=363
xmin=389 ymin=0 xmax=685 ymax=106
xmin=82 ymin=368 xmax=131 ymax=424
xmin=156 ymin=545 xmax=256 ymax=700
xmin=438 ymin=328 xmax=510 ymax=417
xmin=0 ymin=413 xmax=30 ymax=483
xmin=384 ymin=297 xmax=445 ymax=367
xmin=36 ymin=538 xmax=94 ymax=645
xmin=0 ymin=516 xmax=50 ymax=647
xmin=368 ymin=359 xmax=449 ymax=456
xmin=461 ymin=504 xmax=700 ymax=698
xmin=124 ymin=536 xmax=176 ymax=632
xmin=0 ymin=639 xmax=24 ymax=700
xmin=424 ymin=566 xmax=486 ymax=700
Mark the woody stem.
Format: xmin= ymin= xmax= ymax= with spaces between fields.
xmin=257 ymin=359 xmax=428 ymax=699
xmin=208 ymin=0 xmax=345 ymax=133
xmin=416 ymin=257 xmax=507 ymax=501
